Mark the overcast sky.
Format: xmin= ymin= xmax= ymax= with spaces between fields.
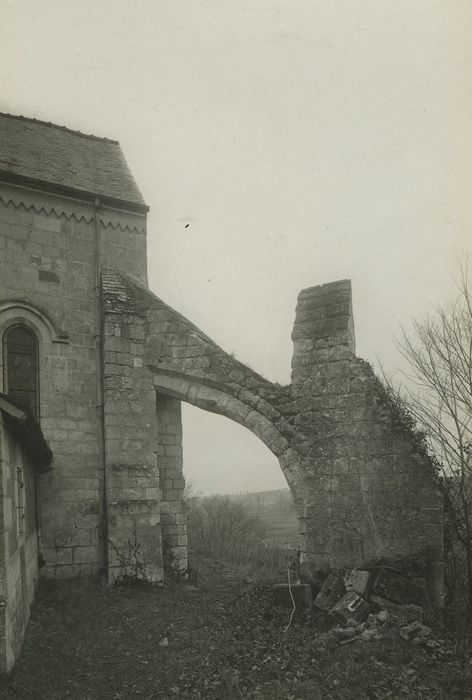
xmin=2 ymin=1 xmax=471 ymax=494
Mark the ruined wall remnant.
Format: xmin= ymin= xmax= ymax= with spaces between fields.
xmin=102 ymin=270 xmax=444 ymax=605
xmin=290 ymin=282 xmax=443 ymax=605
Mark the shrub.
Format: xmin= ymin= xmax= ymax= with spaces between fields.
xmin=186 ymin=494 xmax=289 ymax=575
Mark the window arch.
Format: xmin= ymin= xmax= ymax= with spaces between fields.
xmin=2 ymin=325 xmax=40 ymax=420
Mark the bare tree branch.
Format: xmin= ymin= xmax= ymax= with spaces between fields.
xmin=391 ymin=260 xmax=472 ymax=621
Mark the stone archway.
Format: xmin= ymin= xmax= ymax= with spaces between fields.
xmin=101 ymin=268 xmax=444 ymax=605
xmin=153 ymin=372 xmax=306 ymax=573
xmin=101 ymin=268 xmax=309 ymax=581
xmin=154 ymin=371 xmax=303 ymax=491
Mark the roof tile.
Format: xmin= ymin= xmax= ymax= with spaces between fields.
xmin=0 ymin=113 xmax=147 ymax=209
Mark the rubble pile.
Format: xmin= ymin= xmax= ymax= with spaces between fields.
xmin=272 ymin=559 xmax=437 ymax=647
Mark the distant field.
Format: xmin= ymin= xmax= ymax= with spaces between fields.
xmin=229 ymin=489 xmax=300 ymax=549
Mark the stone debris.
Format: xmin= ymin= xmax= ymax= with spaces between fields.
xmin=399 ymin=621 xmax=432 ymax=643
xmin=332 ymin=626 xmax=357 ymax=641
xmin=343 ymin=569 xmax=371 ymax=597
xmin=372 ymin=568 xmax=430 ymax=608
xmin=377 ymin=609 xmax=388 ymax=624
xmin=313 ymin=573 xmax=345 ymax=612
xmin=370 ymin=595 xmax=425 ymax=622
xmin=330 ymin=591 xmax=370 ymax=627
xmin=329 ymin=608 xmax=390 ymax=644
xmin=273 ymin=560 xmax=438 ymax=648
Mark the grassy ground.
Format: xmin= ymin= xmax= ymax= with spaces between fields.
xmin=0 ymin=559 xmax=470 ymax=700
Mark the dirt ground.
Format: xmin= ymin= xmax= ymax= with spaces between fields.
xmin=0 ymin=560 xmax=470 ymax=699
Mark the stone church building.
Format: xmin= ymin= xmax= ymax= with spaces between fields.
xmin=0 ymin=112 xmax=443 ymax=669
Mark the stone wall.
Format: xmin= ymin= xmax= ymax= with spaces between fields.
xmin=102 ymin=299 xmax=163 ymax=583
xmin=102 ymin=270 xmax=444 ymax=604
xmin=156 ymin=396 xmax=188 ymax=574
xmin=290 ymin=281 xmax=444 ymax=604
xmin=0 ymin=177 xmax=443 ymax=602
xmin=0 ymin=413 xmax=38 ymax=672
xmin=0 ymin=184 xmax=148 ymax=578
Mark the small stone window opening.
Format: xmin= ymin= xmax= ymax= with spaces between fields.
xmin=3 ymin=325 xmax=40 ymax=420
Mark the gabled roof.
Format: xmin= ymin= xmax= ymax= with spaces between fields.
xmin=0 ymin=113 xmax=148 ymax=212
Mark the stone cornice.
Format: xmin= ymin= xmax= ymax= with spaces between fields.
xmin=0 ymin=181 xmax=147 ymax=235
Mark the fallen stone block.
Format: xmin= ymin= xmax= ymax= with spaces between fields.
xmin=370 ymin=595 xmax=424 ymax=622
xmin=272 ymin=583 xmax=313 ymax=611
xmin=332 ymin=626 xmax=357 ymax=641
xmin=366 ymin=557 xmax=427 ymax=582
xmin=364 ymin=613 xmax=380 ymax=628
xmin=344 ymin=569 xmax=371 ymax=597
xmin=372 ymin=569 xmax=430 ymax=607
xmin=330 ymin=591 xmax=370 ymax=626
xmin=400 ymin=621 xmax=432 ymax=640
xmin=359 ymin=628 xmax=376 ymax=641
xmin=313 ymin=573 xmax=345 ymax=611
xmin=299 ymin=561 xmax=326 ymax=593
xmin=377 ymin=609 xmax=389 ymax=624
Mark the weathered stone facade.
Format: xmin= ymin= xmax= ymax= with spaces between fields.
xmin=0 ymin=113 xmax=444 ymax=615
xmin=0 ymin=114 xmax=149 ymax=580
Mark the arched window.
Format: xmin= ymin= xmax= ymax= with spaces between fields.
xmin=3 ymin=325 xmax=39 ymax=420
